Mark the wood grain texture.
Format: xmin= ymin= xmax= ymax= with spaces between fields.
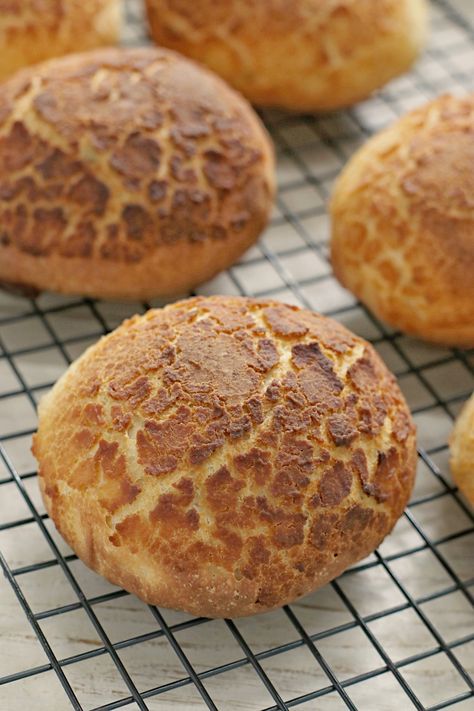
xmin=1 ymin=1 xmax=473 ymax=710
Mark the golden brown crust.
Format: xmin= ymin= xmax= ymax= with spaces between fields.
xmin=145 ymin=0 xmax=428 ymax=111
xmin=33 ymin=296 xmax=416 ymax=617
xmin=331 ymin=93 xmax=474 ymax=347
xmin=0 ymin=0 xmax=120 ymax=80
xmin=450 ymin=394 xmax=474 ymax=507
xmin=0 ymin=47 xmax=274 ymax=299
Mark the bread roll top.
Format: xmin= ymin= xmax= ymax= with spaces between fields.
xmin=145 ymin=0 xmax=428 ymax=110
xmin=34 ymin=297 xmax=417 ymax=617
xmin=0 ymin=47 xmax=274 ymax=299
xmin=0 ymin=0 xmax=120 ymax=80
xmin=331 ymin=94 xmax=474 ymax=346
xmin=0 ymin=46 xmax=273 ymax=263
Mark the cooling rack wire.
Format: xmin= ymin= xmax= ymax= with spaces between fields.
xmin=0 ymin=1 xmax=473 ymax=709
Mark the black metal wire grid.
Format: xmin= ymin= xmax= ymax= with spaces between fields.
xmin=0 ymin=0 xmax=473 ymax=709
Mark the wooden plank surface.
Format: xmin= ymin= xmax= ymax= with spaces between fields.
xmin=0 ymin=1 xmax=473 ymax=709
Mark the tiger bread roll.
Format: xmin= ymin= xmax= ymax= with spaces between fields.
xmin=34 ymin=296 xmax=417 ymax=618
xmin=331 ymin=93 xmax=474 ymax=347
xmin=0 ymin=48 xmax=274 ymax=300
xmin=450 ymin=393 xmax=474 ymax=507
xmin=0 ymin=1 xmax=120 ymax=81
xmin=145 ymin=0 xmax=428 ymax=111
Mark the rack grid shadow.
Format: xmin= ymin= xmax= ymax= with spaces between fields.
xmin=0 ymin=1 xmax=473 ymax=709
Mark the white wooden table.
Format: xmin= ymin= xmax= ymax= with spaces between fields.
xmin=0 ymin=2 xmax=473 ymax=709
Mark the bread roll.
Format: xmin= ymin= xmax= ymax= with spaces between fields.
xmin=0 ymin=1 xmax=120 ymax=81
xmin=0 ymin=47 xmax=274 ymax=300
xmin=331 ymin=94 xmax=474 ymax=347
xmin=144 ymin=0 xmax=428 ymax=111
xmin=450 ymin=394 xmax=474 ymax=507
xmin=33 ymin=296 xmax=417 ymax=618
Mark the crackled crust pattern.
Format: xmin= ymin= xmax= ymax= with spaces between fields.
xmin=34 ymin=297 xmax=416 ymax=617
xmin=331 ymin=94 xmax=474 ymax=346
xmin=0 ymin=47 xmax=273 ymax=294
xmin=0 ymin=1 xmax=120 ymax=80
xmin=145 ymin=0 xmax=427 ymax=110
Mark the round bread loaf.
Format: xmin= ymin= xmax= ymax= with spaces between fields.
xmin=331 ymin=94 xmax=474 ymax=347
xmin=0 ymin=47 xmax=274 ymax=300
xmin=0 ymin=1 xmax=120 ymax=81
xmin=33 ymin=296 xmax=417 ymax=618
xmin=144 ymin=0 xmax=428 ymax=111
xmin=450 ymin=394 xmax=474 ymax=507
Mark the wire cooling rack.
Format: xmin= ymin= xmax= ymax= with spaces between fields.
xmin=1 ymin=1 xmax=473 ymax=709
